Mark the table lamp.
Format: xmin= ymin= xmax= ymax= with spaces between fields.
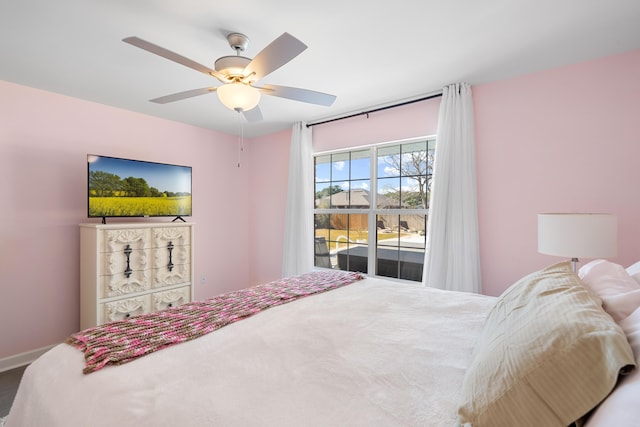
xmin=538 ymin=213 xmax=617 ymax=272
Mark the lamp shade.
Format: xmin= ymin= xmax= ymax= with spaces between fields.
xmin=216 ymin=82 xmax=261 ymax=111
xmin=538 ymin=213 xmax=617 ymax=259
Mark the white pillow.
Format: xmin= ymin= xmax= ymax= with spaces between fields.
xmin=627 ymin=261 xmax=640 ymax=285
xmin=579 ymin=260 xmax=640 ymax=323
xmin=584 ymin=306 xmax=640 ymax=426
xmin=458 ymin=262 xmax=635 ymax=427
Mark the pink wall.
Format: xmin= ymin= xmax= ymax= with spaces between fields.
xmin=475 ymin=48 xmax=640 ymax=295
xmin=247 ymin=49 xmax=640 ymax=297
xmin=312 ymin=98 xmax=441 ymax=152
xmin=0 ymin=81 xmax=250 ymax=358
xmin=246 ymin=129 xmax=292 ymax=286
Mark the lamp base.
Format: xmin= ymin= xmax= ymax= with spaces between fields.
xmin=571 ymin=257 xmax=579 ymax=273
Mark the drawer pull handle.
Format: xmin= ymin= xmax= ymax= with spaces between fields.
xmin=125 ymin=313 xmax=131 ymax=318
xmin=167 ymin=241 xmax=174 ymax=272
xmin=124 ymin=244 xmax=133 ymax=278
xmin=168 ymin=303 xmax=173 ymax=308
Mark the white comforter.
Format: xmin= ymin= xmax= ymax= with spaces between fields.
xmin=6 ymin=277 xmax=495 ymax=427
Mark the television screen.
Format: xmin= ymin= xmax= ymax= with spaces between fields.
xmin=88 ymin=154 xmax=192 ymax=219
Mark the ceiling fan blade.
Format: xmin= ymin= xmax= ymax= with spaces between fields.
xmin=243 ymin=33 xmax=307 ymax=82
xmin=242 ymin=105 xmax=263 ymax=122
xmin=150 ymin=87 xmax=216 ymax=104
xmin=123 ymin=37 xmax=227 ymax=82
xmin=258 ymin=84 xmax=336 ymax=106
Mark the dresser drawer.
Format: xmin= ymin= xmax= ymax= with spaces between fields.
xmin=152 ymin=245 xmax=190 ymax=269
xmin=152 ymin=263 xmax=191 ymax=288
xmin=101 ymin=228 xmax=151 ymax=253
xmin=152 ymin=286 xmax=190 ymax=311
xmin=100 ymin=249 xmax=149 ymax=275
xmin=100 ymin=269 xmax=151 ymax=298
xmin=100 ymin=294 xmax=151 ymax=324
xmin=152 ymin=226 xmax=191 ymax=248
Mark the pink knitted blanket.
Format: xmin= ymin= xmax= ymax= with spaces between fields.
xmin=67 ymin=270 xmax=363 ymax=374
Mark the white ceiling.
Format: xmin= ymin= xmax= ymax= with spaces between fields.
xmin=2 ymin=0 xmax=640 ymax=138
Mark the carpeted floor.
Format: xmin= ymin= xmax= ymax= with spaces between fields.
xmin=0 ymin=365 xmax=27 ymax=418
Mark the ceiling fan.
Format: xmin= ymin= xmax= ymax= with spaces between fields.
xmin=123 ymin=32 xmax=337 ymax=122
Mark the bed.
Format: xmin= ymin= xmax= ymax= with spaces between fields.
xmin=5 ymin=261 xmax=640 ymax=427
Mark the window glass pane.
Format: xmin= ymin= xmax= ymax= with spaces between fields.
xmin=377 ymin=145 xmax=401 ymax=178
xmin=314 ymin=236 xmax=332 ymax=268
xmin=314 ymin=214 xmax=333 ymax=269
xmin=315 ymin=182 xmax=330 ymax=208
xmin=350 ymin=149 xmax=370 ymax=180
xmin=315 ymin=154 xmax=331 ymax=182
xmin=347 ymin=183 xmax=370 ymax=208
xmin=337 ymin=245 xmax=368 ymax=273
xmin=314 ymin=213 xmax=368 ymax=270
xmin=328 ymin=214 xmax=348 ymax=243
xmin=377 ymin=177 xmax=401 ymax=209
xmin=331 ymin=152 xmax=350 ymax=182
xmin=400 ymin=176 xmax=428 ymax=209
xmin=317 ymin=185 xmax=343 ymax=208
xmin=329 ymin=214 xmax=368 ymax=273
xmin=314 ymin=214 xmax=330 ymax=236
xmin=400 ymin=142 xmax=427 ymax=176
xmin=376 ymin=246 xmax=399 ymax=279
xmin=377 ymin=214 xmax=400 ymax=245
xmin=347 ymin=213 xmax=368 ymax=243
xmin=398 ymin=214 xmax=426 ymax=248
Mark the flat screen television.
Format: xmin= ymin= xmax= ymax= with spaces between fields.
xmin=88 ymin=154 xmax=192 ymax=222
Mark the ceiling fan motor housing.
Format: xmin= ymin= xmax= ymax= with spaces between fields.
xmin=214 ymin=56 xmax=251 ymax=80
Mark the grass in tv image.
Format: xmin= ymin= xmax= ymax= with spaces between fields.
xmin=88 ymin=156 xmax=192 ymax=217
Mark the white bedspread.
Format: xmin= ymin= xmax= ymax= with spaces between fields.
xmin=6 ymin=277 xmax=495 ymax=427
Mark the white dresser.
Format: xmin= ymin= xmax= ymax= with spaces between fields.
xmin=79 ymin=222 xmax=194 ymax=329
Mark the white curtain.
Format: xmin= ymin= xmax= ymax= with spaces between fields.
xmin=282 ymin=122 xmax=315 ymax=277
xmin=423 ymin=82 xmax=482 ymax=293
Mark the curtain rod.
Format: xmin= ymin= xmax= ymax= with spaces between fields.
xmin=306 ymin=92 xmax=443 ymax=128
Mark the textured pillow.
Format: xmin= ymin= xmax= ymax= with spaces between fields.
xmin=584 ymin=306 xmax=640 ymax=426
xmin=627 ymin=261 xmax=640 ymax=285
xmin=457 ymin=262 xmax=635 ymax=427
xmin=579 ymin=259 xmax=640 ymax=322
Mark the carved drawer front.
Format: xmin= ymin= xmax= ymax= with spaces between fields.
xmin=100 ymin=249 xmax=149 ymax=275
xmin=152 ymin=286 xmax=190 ymax=312
xmin=152 ymin=227 xmax=190 ymax=248
xmin=101 ymin=228 xmax=150 ymax=253
xmin=100 ymin=269 xmax=151 ymax=298
xmin=152 ymin=263 xmax=191 ymax=288
xmin=152 ymin=245 xmax=190 ymax=269
xmin=100 ymin=294 xmax=151 ymax=324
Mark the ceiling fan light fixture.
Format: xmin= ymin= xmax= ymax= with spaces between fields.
xmin=217 ymin=82 xmax=261 ymax=111
xmin=214 ymin=56 xmax=251 ymax=79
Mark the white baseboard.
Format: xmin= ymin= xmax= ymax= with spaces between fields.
xmin=0 ymin=345 xmax=57 ymax=372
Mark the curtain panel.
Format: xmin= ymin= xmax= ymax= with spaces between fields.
xmin=282 ymin=122 xmax=315 ymax=277
xmin=423 ymin=83 xmax=482 ymax=293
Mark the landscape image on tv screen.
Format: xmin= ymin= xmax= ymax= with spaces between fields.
xmin=88 ymin=154 xmax=192 ymax=218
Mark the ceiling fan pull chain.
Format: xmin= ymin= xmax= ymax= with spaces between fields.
xmin=236 ymin=109 xmax=244 ymax=168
